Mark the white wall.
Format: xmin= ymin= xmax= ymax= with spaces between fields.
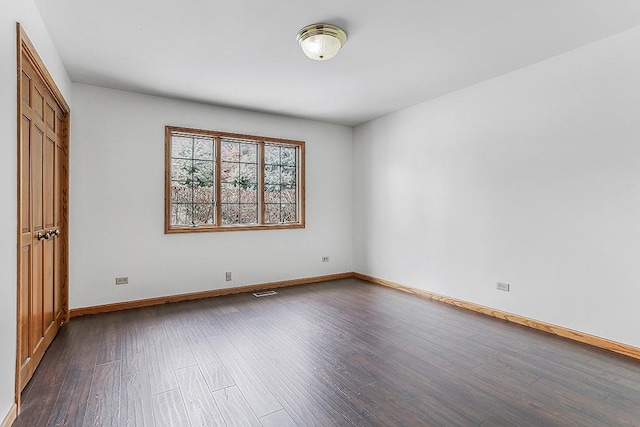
xmin=354 ymin=26 xmax=640 ymax=348
xmin=0 ymin=0 xmax=71 ymax=419
xmin=70 ymin=84 xmax=353 ymax=309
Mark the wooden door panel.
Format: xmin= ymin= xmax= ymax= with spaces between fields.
xmin=43 ymin=132 xmax=56 ymax=328
xmin=32 ymin=125 xmax=44 ymax=232
xmin=54 ymin=144 xmax=63 ymax=317
xmin=18 ymin=29 xmax=69 ymax=395
xmin=19 ymin=245 xmax=31 ymax=367
xmin=33 ymin=84 xmax=44 ymax=122
xmin=45 ymin=103 xmax=55 ymax=133
xmin=60 ymin=151 xmax=69 ymax=317
xmin=30 ymin=238 xmax=43 ymax=349
xmin=44 ymin=135 xmax=55 ymax=228
xmin=43 ymin=240 xmax=54 ymax=326
xmin=31 ymin=115 xmax=45 ymax=353
xmin=21 ymin=116 xmax=31 ymax=233
xmin=54 ymin=240 xmax=62 ymax=318
xmin=55 ymin=143 xmax=61 ymax=225
xmin=21 ymin=70 xmax=30 ymax=105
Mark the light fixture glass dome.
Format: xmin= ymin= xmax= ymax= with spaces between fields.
xmin=297 ymin=23 xmax=347 ymax=61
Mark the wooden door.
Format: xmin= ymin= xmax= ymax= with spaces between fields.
xmin=17 ymin=25 xmax=69 ymax=393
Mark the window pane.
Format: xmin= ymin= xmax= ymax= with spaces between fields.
xmin=192 ymin=203 xmax=214 ymax=225
xmin=172 ymin=136 xmax=192 ymax=159
xmin=221 ymin=161 xmax=239 ymax=183
xmin=171 ymin=134 xmax=216 ymax=227
xmin=264 ymin=203 xmax=280 ymax=224
xmin=192 ymin=160 xmax=214 ymax=187
xmin=221 ymin=139 xmax=239 ymax=162
xmin=265 ymin=145 xmax=280 ymax=165
xmin=240 ymin=189 xmax=257 ymax=204
xmin=240 ymin=143 xmax=257 ymax=163
xmin=171 ymin=182 xmax=192 ymax=203
xmin=222 ymin=204 xmax=240 ymax=224
xmin=282 ymin=204 xmax=297 ymax=222
xmin=171 ymin=203 xmax=191 ymax=226
xmin=240 ymin=204 xmax=257 ymax=224
xmin=221 ymin=182 xmax=239 ymax=204
xmin=281 ymin=147 xmax=296 ymax=166
xmin=281 ymin=188 xmax=296 ymax=204
xmin=171 ymin=158 xmax=192 ymax=184
xmin=282 ymin=166 xmax=296 ymax=188
xmin=263 ymin=144 xmax=298 ymax=225
xmin=264 ymin=164 xmax=281 ymax=185
xmin=264 ymin=184 xmax=280 ymax=204
xmin=239 ymin=163 xmax=257 ymax=187
xmin=193 ymin=137 xmax=214 ymax=160
xmin=193 ymin=185 xmax=213 ymax=204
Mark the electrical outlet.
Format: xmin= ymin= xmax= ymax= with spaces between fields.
xmin=497 ymin=282 xmax=510 ymax=292
xmin=225 ymin=272 xmax=232 ymax=281
xmin=115 ymin=277 xmax=128 ymax=285
xmin=322 ymin=256 xmax=330 ymax=262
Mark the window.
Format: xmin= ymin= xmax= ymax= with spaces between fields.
xmin=165 ymin=126 xmax=305 ymax=233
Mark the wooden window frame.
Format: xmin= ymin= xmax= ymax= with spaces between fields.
xmin=165 ymin=126 xmax=305 ymax=233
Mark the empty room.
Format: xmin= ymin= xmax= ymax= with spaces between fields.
xmin=2 ymin=0 xmax=640 ymax=426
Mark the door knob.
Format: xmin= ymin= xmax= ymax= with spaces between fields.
xmin=37 ymin=231 xmax=51 ymax=241
xmin=49 ymin=229 xmax=61 ymax=237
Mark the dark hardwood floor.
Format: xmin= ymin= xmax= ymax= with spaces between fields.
xmin=14 ymin=278 xmax=640 ymax=426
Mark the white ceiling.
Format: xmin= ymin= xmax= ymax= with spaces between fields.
xmin=34 ymin=0 xmax=640 ymax=126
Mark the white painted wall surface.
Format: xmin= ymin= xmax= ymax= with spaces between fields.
xmin=353 ymin=27 xmax=640 ymax=348
xmin=0 ymin=0 xmax=71 ymax=419
xmin=70 ymin=84 xmax=353 ymax=309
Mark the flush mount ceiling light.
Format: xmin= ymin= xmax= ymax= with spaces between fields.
xmin=296 ymin=23 xmax=347 ymax=61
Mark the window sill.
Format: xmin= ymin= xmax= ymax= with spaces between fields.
xmin=165 ymin=222 xmax=305 ymax=234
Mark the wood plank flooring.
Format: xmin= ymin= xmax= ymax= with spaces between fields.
xmin=14 ymin=278 xmax=640 ymax=426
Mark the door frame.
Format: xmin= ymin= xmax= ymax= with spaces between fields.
xmin=15 ymin=22 xmax=70 ymax=412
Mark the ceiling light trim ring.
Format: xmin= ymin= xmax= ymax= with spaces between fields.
xmin=296 ymin=23 xmax=347 ymax=46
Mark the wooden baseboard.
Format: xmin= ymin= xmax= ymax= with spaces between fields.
xmin=70 ymin=272 xmax=353 ymax=317
xmin=69 ymin=271 xmax=640 ymax=361
xmin=353 ymin=272 xmax=640 ymax=361
xmin=1 ymin=403 xmax=16 ymax=427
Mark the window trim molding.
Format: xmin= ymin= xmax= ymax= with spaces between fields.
xmin=164 ymin=126 xmax=305 ymax=233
